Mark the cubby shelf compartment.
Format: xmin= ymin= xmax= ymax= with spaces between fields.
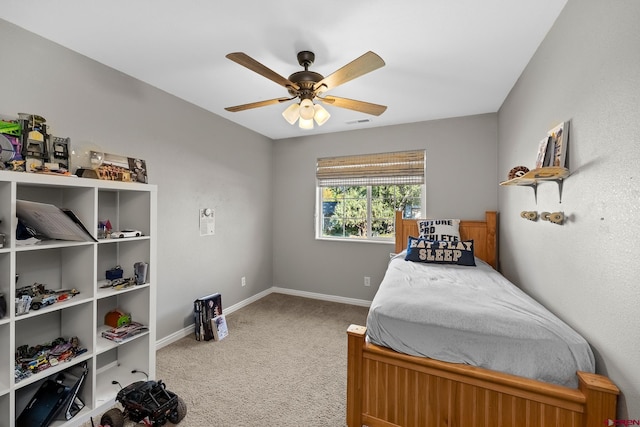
xmin=0 ymin=394 xmax=9 ymax=427
xmin=96 ymin=326 xmax=150 ymax=355
xmin=97 ymin=283 xmax=151 ymax=300
xmin=95 ymin=336 xmax=150 ymax=407
xmin=500 ymin=166 xmax=570 ymax=203
xmin=98 ymin=236 xmax=150 ymax=244
xmin=96 ymin=286 xmax=151 ymax=355
xmin=14 ymin=354 xmax=93 ymax=390
xmin=14 ymin=359 xmax=95 ymax=427
xmin=13 ymin=296 xmax=93 ymax=321
xmin=1 ymin=170 xmax=157 ymax=427
xmin=0 ymin=324 xmax=10 ymax=392
xmin=15 ymin=240 xmax=93 ymax=252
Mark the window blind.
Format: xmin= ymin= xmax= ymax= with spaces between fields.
xmin=316 ymin=149 xmax=425 ymax=187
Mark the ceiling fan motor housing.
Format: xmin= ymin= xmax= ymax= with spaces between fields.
xmin=288 ymin=51 xmax=323 ymax=98
xmin=287 ymin=71 xmax=323 ymax=97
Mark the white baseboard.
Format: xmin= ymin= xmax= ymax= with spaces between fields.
xmin=270 ymin=286 xmax=372 ymax=307
xmin=155 ymin=287 xmax=371 ymax=350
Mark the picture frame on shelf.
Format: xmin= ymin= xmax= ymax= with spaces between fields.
xmin=128 ymin=157 xmax=148 ymax=183
xmin=547 ymin=121 xmax=569 ymax=168
xmin=82 ymin=151 xmax=149 ymax=183
xmin=535 ymin=135 xmax=550 ymax=169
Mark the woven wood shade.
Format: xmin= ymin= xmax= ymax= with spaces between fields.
xmin=316 ymin=150 xmax=425 ymax=187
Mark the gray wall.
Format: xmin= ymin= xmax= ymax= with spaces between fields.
xmin=0 ymin=20 xmax=274 ymax=341
xmin=498 ymin=0 xmax=640 ymax=417
xmin=272 ymin=115 xmax=498 ymax=301
xmin=3 ymin=0 xmax=638 ymax=416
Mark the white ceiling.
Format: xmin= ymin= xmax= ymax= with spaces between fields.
xmin=0 ymin=0 xmax=567 ymax=140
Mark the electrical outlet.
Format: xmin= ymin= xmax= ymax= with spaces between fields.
xmin=241 ymin=276 xmax=246 ymax=287
xmin=364 ymin=276 xmax=371 ymax=287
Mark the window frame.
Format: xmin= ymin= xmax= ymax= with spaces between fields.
xmin=315 ymin=182 xmax=426 ymax=244
xmin=315 ymin=149 xmax=426 ymax=243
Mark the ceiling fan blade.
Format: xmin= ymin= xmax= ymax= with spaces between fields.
xmin=226 ymin=52 xmax=299 ymax=90
xmin=313 ymin=51 xmax=385 ymax=93
xmin=225 ymin=97 xmax=292 ymax=112
xmin=319 ymin=96 xmax=387 ymax=116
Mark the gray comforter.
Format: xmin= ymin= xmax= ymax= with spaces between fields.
xmin=366 ymin=253 xmax=595 ymax=388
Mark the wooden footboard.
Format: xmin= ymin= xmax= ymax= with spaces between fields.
xmin=347 ymin=325 xmax=618 ymax=427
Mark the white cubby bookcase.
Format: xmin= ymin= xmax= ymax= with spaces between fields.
xmin=0 ymin=170 xmax=157 ymax=427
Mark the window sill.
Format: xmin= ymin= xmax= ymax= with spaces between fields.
xmin=315 ymin=236 xmax=394 ymax=245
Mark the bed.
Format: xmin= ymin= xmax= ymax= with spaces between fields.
xmin=346 ymin=211 xmax=618 ymax=427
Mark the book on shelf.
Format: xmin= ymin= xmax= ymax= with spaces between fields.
xmin=15 ymin=200 xmax=97 ymax=242
xmin=547 ymin=121 xmax=570 ymax=168
xmin=194 ymin=293 xmax=222 ymax=341
xmin=101 ymin=321 xmax=148 ymax=343
xmin=535 ymin=136 xmax=551 ymax=169
xmin=211 ymin=314 xmax=229 ymax=341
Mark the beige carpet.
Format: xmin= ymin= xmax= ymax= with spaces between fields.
xmin=84 ymin=293 xmax=369 ymax=426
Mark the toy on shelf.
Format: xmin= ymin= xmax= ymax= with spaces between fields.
xmin=15 ymin=282 xmax=80 ymax=314
xmin=99 ymin=277 xmax=137 ymax=291
xmin=98 ymin=219 xmax=113 ymax=239
xmin=14 ymin=336 xmax=87 ymax=383
xmin=105 ymin=309 xmax=132 ymax=328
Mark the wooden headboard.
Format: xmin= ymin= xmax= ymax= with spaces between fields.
xmin=394 ymin=211 xmax=499 ymax=270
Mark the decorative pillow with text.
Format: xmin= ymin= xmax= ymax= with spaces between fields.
xmin=405 ymin=236 xmax=476 ymax=266
xmin=416 ymin=219 xmax=460 ymax=241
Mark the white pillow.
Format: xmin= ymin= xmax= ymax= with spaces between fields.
xmin=416 ymin=219 xmax=460 ymax=241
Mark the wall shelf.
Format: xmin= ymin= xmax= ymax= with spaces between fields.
xmin=500 ymin=166 xmax=569 ymax=203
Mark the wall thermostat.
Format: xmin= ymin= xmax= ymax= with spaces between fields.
xmin=199 ymin=208 xmax=215 ymax=236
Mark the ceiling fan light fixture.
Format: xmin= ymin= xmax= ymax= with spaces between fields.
xmin=298 ymin=116 xmax=314 ymax=130
xmin=282 ymin=103 xmax=300 ymax=125
xmin=299 ymin=99 xmax=315 ymax=120
xmin=313 ymin=104 xmax=330 ymax=126
xmin=226 ymin=51 xmax=387 ymax=133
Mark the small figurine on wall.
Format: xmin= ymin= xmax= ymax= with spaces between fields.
xmin=520 ymin=211 xmax=539 ymax=221
xmin=541 ymin=211 xmax=564 ymax=225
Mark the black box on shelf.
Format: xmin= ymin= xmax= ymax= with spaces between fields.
xmin=106 ymin=266 xmax=123 ymax=280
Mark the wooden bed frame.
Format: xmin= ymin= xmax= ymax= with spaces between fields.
xmin=347 ymin=211 xmax=618 ymax=427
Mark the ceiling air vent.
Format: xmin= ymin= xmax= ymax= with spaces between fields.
xmin=346 ymin=118 xmax=371 ymax=125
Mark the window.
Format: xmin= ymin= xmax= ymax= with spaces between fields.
xmin=316 ymin=150 xmax=425 ymax=241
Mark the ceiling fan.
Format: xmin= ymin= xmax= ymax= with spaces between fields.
xmin=224 ymin=50 xmax=387 ymax=129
